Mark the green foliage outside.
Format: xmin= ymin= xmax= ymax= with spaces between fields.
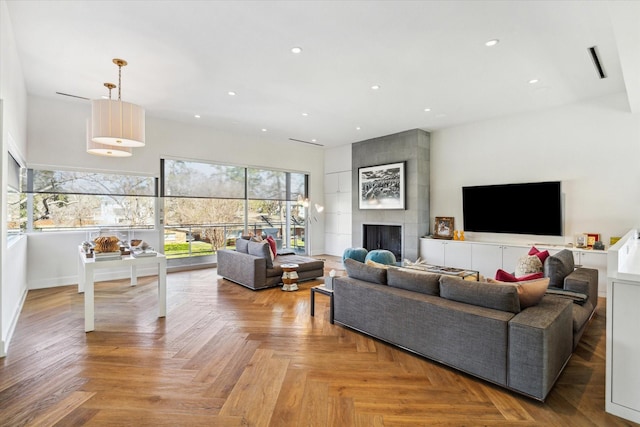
xmin=164 ymin=241 xmax=217 ymax=258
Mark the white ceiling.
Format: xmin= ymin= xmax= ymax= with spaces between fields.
xmin=5 ymin=0 xmax=639 ymax=147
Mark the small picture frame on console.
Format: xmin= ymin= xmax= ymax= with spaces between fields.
xmin=586 ymin=233 xmax=600 ymax=248
xmin=433 ymin=217 xmax=454 ymax=240
xmin=575 ymin=234 xmax=588 ymax=248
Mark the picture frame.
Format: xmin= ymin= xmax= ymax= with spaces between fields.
xmin=586 ymin=233 xmax=600 ymax=248
xmin=358 ymin=161 xmax=406 ymax=210
xmin=575 ymin=234 xmax=588 ymax=248
xmin=433 ymin=217 xmax=455 ymax=240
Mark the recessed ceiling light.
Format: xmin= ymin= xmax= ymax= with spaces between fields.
xmin=302 ymin=112 xmax=309 ymax=117
xmin=261 ymin=128 xmax=267 ymax=132
xmin=424 ymin=108 xmax=431 ymax=112
xmin=371 ymin=85 xmax=380 ymax=90
xmin=311 ymin=139 xmax=317 ymax=142
xmin=194 ymin=114 xmax=201 ymax=119
xmin=291 ymin=47 xmax=302 ymax=54
xmin=228 ymin=91 xmax=236 ymax=96
xmin=356 ymin=126 xmax=361 ymax=130
xmin=529 ymin=79 xmax=539 ymax=84
xmin=485 ymin=39 xmax=499 ymax=47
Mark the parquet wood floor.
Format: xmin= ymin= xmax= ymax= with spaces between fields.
xmin=0 ymin=256 xmax=636 ymax=426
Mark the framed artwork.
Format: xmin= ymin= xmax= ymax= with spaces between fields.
xmin=434 ymin=217 xmax=455 ymax=240
xmin=358 ymin=161 xmax=406 ymax=210
xmin=586 ymin=233 xmax=600 ymax=248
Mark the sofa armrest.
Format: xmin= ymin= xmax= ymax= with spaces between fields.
xmin=508 ymin=297 xmax=573 ymax=400
xmin=564 ymin=267 xmax=598 ymax=306
xmin=217 ymin=249 xmax=267 ymax=289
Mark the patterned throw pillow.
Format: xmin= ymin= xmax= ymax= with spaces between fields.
xmin=514 ymin=255 xmax=543 ymax=277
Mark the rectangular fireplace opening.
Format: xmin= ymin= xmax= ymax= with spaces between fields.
xmin=362 ymin=224 xmax=402 ymax=262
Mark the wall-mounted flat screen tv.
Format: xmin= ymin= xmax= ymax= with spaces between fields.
xmin=462 ymin=181 xmax=562 ymax=236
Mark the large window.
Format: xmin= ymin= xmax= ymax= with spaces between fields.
xmin=24 ymin=169 xmax=156 ymax=230
xmin=7 ymin=152 xmax=24 ymax=240
xmin=162 ymin=159 xmax=308 ymax=261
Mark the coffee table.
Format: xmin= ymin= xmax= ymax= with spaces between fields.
xmin=402 ymin=263 xmax=479 ymax=281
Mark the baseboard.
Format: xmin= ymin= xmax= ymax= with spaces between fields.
xmin=1 ymin=286 xmax=28 ymax=358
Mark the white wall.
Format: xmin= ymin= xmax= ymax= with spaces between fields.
xmin=0 ymin=0 xmax=29 ymax=356
xmin=25 ymin=95 xmax=326 ymax=288
xmin=430 ymin=92 xmax=640 ymax=246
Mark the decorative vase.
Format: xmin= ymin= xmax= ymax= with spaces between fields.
xmin=460 ymin=231 xmax=465 ymax=241
xmin=453 ymin=230 xmax=459 ymax=240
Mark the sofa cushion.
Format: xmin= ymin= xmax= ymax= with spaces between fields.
xmin=274 ymin=255 xmax=324 ymax=272
xmin=387 ymin=267 xmax=440 ymax=296
xmin=248 ymin=240 xmax=273 ymax=269
xmin=440 ymin=276 xmax=521 ymax=313
xmin=236 ymin=238 xmax=249 ymax=253
xmin=544 ymin=249 xmax=575 ymax=288
xmin=514 ymin=255 xmax=543 ymax=277
xmin=489 ymin=277 xmax=550 ymax=309
xmin=344 ymin=258 xmax=387 ymax=285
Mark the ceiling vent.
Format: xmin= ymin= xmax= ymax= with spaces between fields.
xmin=288 ymin=138 xmax=324 ymax=147
xmin=588 ymin=46 xmax=607 ymax=79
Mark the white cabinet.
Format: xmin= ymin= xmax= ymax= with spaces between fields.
xmin=324 ymin=170 xmax=352 ymax=256
xmin=470 ymin=244 xmax=529 ymax=279
xmin=419 ymin=239 xmax=472 ymax=269
xmin=606 ymin=230 xmax=640 ymax=424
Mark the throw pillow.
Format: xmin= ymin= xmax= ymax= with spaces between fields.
xmin=247 ymin=240 xmax=273 ymax=269
xmin=344 ymin=258 xmax=387 ymax=285
xmin=488 ymin=277 xmax=549 ymax=309
xmin=236 ymin=237 xmax=250 ymax=254
xmin=514 ymin=255 xmax=543 ymax=277
xmin=265 ymin=236 xmax=277 ymax=261
xmin=250 ymin=235 xmax=263 ymax=242
xmin=365 ymin=259 xmax=391 ymax=269
xmin=495 ymin=269 xmax=543 ymax=282
xmin=528 ymin=246 xmax=550 ymax=264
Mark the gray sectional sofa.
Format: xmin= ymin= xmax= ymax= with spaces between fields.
xmin=217 ymin=240 xmax=324 ymax=290
xmin=333 ymin=252 xmax=598 ymax=401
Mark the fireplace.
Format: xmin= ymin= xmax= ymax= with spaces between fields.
xmin=362 ymin=224 xmax=402 ymax=261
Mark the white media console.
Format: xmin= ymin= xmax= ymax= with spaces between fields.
xmin=419 ymin=238 xmax=607 ymax=296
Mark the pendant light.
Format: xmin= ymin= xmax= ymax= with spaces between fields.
xmin=87 ymin=83 xmax=133 ymax=157
xmin=91 ymin=58 xmax=145 ymax=147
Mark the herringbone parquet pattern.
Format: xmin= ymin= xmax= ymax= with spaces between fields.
xmin=0 ymin=257 xmax=636 ymax=426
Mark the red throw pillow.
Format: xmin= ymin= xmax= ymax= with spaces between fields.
xmin=517 ymin=272 xmax=544 ymax=281
xmin=495 ymin=269 xmax=544 ymax=282
xmin=495 ymin=269 xmax=518 ymax=282
xmin=528 ymin=246 xmax=550 ymax=265
xmin=266 ymin=236 xmax=277 ymax=259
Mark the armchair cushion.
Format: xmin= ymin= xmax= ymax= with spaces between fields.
xmin=248 ymin=240 xmax=274 ymax=269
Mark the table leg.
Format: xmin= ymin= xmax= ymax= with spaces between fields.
xmin=78 ymin=254 xmax=85 ymax=293
xmin=84 ymin=265 xmax=94 ymax=332
xmin=158 ymin=260 xmax=167 ymax=318
xmin=131 ymin=265 xmax=137 ymax=287
xmin=310 ymin=288 xmax=316 ymax=317
xmin=329 ymin=293 xmax=334 ymax=324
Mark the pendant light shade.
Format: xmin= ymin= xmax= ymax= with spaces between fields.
xmin=91 ymin=98 xmax=145 ymax=147
xmin=86 ymin=119 xmax=132 ymax=157
xmin=90 ymin=58 xmax=145 ymax=148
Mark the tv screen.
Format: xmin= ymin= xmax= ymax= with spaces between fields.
xmin=462 ymin=181 xmax=562 ymax=236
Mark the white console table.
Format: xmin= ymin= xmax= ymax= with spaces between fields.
xmin=606 ymin=230 xmax=640 ymax=424
xmin=78 ymin=249 xmax=167 ymax=332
